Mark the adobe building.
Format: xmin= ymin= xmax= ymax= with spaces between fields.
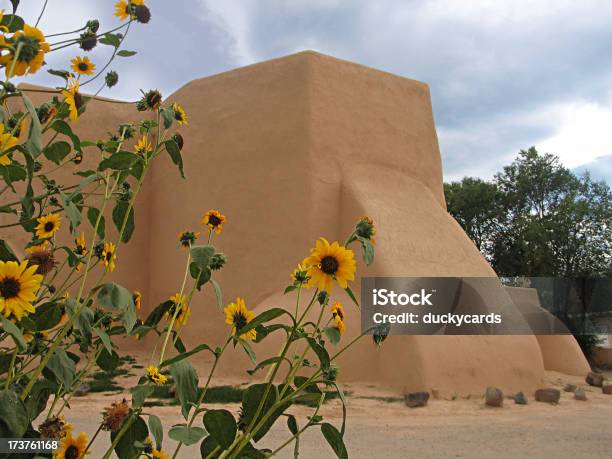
xmin=6 ymin=51 xmax=590 ymax=396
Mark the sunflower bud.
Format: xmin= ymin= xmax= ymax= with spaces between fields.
xmin=86 ymin=19 xmax=100 ymax=33
xmin=79 ymin=31 xmax=97 ymax=51
xmin=317 ymin=291 xmax=329 ymax=306
xmin=36 ymin=103 xmax=53 ymax=124
xmin=210 ymin=253 xmax=227 ymax=271
xmin=33 ymin=161 xmax=43 ymax=172
xmin=134 ymin=4 xmax=151 ymax=24
xmin=73 ymin=152 xmax=83 ymax=164
xmin=137 ymin=89 xmax=162 ymax=111
xmin=172 ymin=132 xmax=184 ymax=150
xmin=1 ymin=81 xmax=17 ymax=93
xmin=105 ymin=71 xmax=119 ymax=88
xmin=355 ymin=216 xmax=375 ymax=241
xmin=119 ymin=123 xmax=134 ymax=140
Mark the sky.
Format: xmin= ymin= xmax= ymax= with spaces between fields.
xmin=7 ymin=0 xmax=612 ymax=184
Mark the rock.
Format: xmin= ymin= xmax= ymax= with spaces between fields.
xmin=563 ymin=383 xmax=576 ymax=392
xmin=485 ymin=387 xmax=503 ymax=407
xmin=514 ymin=392 xmax=528 ymax=405
xmin=535 ymin=388 xmax=560 ymax=404
xmin=586 ymin=371 xmax=604 ymax=387
xmin=602 ymin=385 xmax=612 ymax=395
xmin=74 ymin=383 xmax=91 ymax=397
xmin=574 ymin=388 xmax=587 ymax=401
xmin=404 ymin=392 xmax=430 ymax=408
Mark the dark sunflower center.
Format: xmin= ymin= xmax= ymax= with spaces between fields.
xmin=65 ymin=445 xmax=79 ymax=459
xmin=78 ymin=62 xmax=88 ymax=71
xmin=105 ymin=252 xmax=112 ymax=261
xmin=16 ymin=35 xmax=40 ymax=62
xmin=74 ymin=93 xmax=84 ymax=110
xmin=233 ymin=312 xmax=247 ymax=330
xmin=0 ymin=277 xmax=20 ymax=299
xmin=320 ymin=256 xmax=339 ymax=275
xmin=44 ymin=222 xmax=55 ymax=232
xmin=208 ymin=215 xmax=221 ymax=227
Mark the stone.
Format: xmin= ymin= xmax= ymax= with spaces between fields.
xmin=514 ymin=392 xmax=528 ymax=405
xmin=74 ymin=383 xmax=91 ymax=397
xmin=602 ymin=385 xmax=612 ymax=395
xmin=485 ymin=387 xmax=503 ymax=407
xmin=574 ymin=388 xmax=587 ymax=401
xmin=586 ymin=371 xmax=604 ymax=387
xmin=563 ymin=383 xmax=576 ymax=392
xmin=535 ymin=388 xmax=560 ymax=404
xmin=404 ymin=392 xmax=430 ymax=408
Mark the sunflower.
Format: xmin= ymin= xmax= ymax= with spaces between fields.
xmin=3 ymin=24 xmax=50 ymax=77
xmin=356 ymin=215 xmax=376 ymax=243
xmin=134 ymin=134 xmax=152 ymax=155
xmin=333 ymin=314 xmax=345 ymax=335
xmin=26 ymin=241 xmax=49 ymax=253
xmin=224 ymin=297 xmax=256 ymax=341
xmin=35 ymin=213 xmax=61 ymax=239
xmin=303 ymin=238 xmax=356 ymax=292
xmin=178 ymin=231 xmax=199 ymax=248
xmin=114 ymin=0 xmax=145 ymax=21
xmin=201 ymin=209 xmax=226 ymax=235
xmin=101 ymin=399 xmax=129 ymax=432
xmin=0 ymin=122 xmax=19 ymax=165
xmin=0 ymin=10 xmax=6 ymax=33
xmin=55 ymin=431 xmax=89 ymax=458
xmin=166 ymin=293 xmax=189 ymax=327
xmin=171 ymin=103 xmax=188 ymax=125
xmin=133 ymin=290 xmax=142 ymax=311
xmin=70 ymin=55 xmax=96 ymax=76
xmin=146 ymin=365 xmax=167 ymax=385
xmin=102 ymin=242 xmax=117 ymax=272
xmin=331 ymin=301 xmax=345 ymax=321
xmin=61 ymin=80 xmax=84 ymax=122
xmin=291 ymin=263 xmax=310 ymax=286
xmin=38 ymin=415 xmax=71 ymax=439
xmin=25 ymin=248 xmax=56 ymax=275
xmin=74 ymin=232 xmax=87 ymax=256
xmin=152 ymin=448 xmax=170 ymax=459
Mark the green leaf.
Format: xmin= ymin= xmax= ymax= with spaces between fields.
xmin=200 ymin=436 xmax=219 ymax=458
xmin=294 ymin=376 xmax=321 ymax=394
xmin=160 ymin=343 xmax=215 ymax=368
xmin=306 ymin=338 xmax=330 ymax=371
xmin=50 ymin=119 xmax=81 ymax=152
xmin=237 ymin=308 xmax=293 ymax=337
xmin=164 ymin=139 xmax=185 ymax=178
xmin=24 ymin=379 xmax=57 ymax=421
xmin=0 ymin=14 xmax=24 ymax=33
xmin=43 ymin=141 xmax=71 ymax=164
xmin=324 ymin=326 xmax=341 ymax=346
xmin=0 ymin=240 xmax=18 ymax=262
xmin=284 ymin=285 xmax=298 ymax=294
xmin=94 ymin=327 xmax=113 ymax=354
xmin=99 ymin=151 xmax=137 ymax=171
xmin=241 ymin=384 xmax=292 ymax=442
xmin=239 ymin=339 xmax=256 ymax=364
xmin=148 ymin=414 xmax=163 ymax=450
xmin=112 ymin=416 xmax=148 ymax=459
xmin=190 ymin=264 xmax=212 ymax=291
xmin=0 ymin=390 xmax=28 ymax=437
xmin=97 ymin=283 xmax=136 ymax=332
xmin=344 ymin=285 xmax=359 ymax=307
xmin=170 ymin=360 xmax=199 ymax=419
xmin=203 ymin=409 xmax=236 ymax=449
xmin=287 ymin=415 xmax=298 ymax=435
xmin=100 ymin=32 xmax=122 ymax=47
xmin=117 ymin=49 xmax=137 ymax=57
xmin=160 ymin=108 xmax=174 ymax=129
xmin=87 ymin=207 xmax=106 ymax=239
xmin=46 ymin=348 xmax=76 ymax=387
xmin=321 ymin=423 xmax=348 ymax=459
xmin=59 ymin=190 xmax=81 ymax=232
xmin=357 ymin=236 xmax=375 ymax=266
xmin=210 ymin=279 xmax=223 ymax=309
xmin=47 ymin=68 xmax=72 ymax=81
xmin=246 ymin=357 xmax=284 ymax=376
xmin=168 ymin=425 xmax=206 ymax=446
xmin=1 ymin=316 xmax=26 ymax=350
xmin=131 ymin=384 xmax=154 ymax=408
xmin=112 ymin=201 xmax=135 ymax=243
xmin=21 ymin=95 xmax=42 ymax=157
xmin=96 ymin=348 xmax=120 ymax=372
xmin=190 ymin=245 xmax=215 ymax=270
xmin=0 ymin=163 xmax=26 ymax=188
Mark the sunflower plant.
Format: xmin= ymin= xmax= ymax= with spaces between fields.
xmin=0 ymin=2 xmax=380 ymax=459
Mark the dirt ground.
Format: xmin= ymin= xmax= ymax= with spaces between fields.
xmin=53 ymin=368 xmax=612 ymax=459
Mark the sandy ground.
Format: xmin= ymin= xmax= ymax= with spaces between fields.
xmin=50 ymin=367 xmax=612 ymax=459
